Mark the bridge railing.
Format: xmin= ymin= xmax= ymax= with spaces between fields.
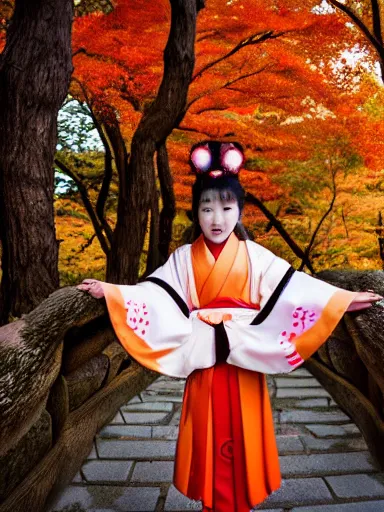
xmin=0 ymin=270 xmax=383 ymax=511
xmin=0 ymin=287 xmax=157 ymax=512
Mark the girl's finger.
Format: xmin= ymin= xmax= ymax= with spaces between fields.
xmin=364 ymin=290 xmax=382 ymax=297
xmin=348 ymin=302 xmax=373 ymax=311
xmin=358 ymin=293 xmax=382 ymax=302
xmin=77 ymin=284 xmax=91 ymax=290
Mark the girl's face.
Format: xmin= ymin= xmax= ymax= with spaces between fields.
xmin=198 ymin=189 xmax=240 ymax=244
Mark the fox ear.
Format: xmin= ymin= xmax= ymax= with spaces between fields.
xmin=190 ymin=144 xmax=212 ymax=173
xmin=220 ymin=143 xmax=244 ymax=173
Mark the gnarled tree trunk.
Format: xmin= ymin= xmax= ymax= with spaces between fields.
xmin=106 ymin=0 xmax=204 ymax=284
xmin=0 ymin=0 xmax=73 ymax=324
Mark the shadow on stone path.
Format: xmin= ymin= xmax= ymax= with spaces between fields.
xmin=50 ymin=367 xmax=384 ymax=512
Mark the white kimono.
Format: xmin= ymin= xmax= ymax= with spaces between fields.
xmin=102 ymin=238 xmax=356 ymax=378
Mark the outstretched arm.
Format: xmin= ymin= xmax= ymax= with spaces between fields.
xmin=77 ymin=276 xmax=216 ymax=378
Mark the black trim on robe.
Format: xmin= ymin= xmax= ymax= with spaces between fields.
xmin=250 ymin=266 xmax=295 ymax=325
xmin=144 ymin=277 xmax=190 ymax=318
xmin=144 ymin=278 xmax=230 ymax=364
xmin=146 ymin=267 xmax=296 ymax=326
xmin=214 ymin=322 xmax=231 ymax=363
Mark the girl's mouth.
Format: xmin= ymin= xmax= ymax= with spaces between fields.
xmin=211 ymin=229 xmax=222 ymax=235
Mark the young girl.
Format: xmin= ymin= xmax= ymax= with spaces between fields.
xmin=78 ymin=141 xmax=382 ymax=512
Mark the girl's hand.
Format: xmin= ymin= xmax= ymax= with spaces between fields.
xmin=347 ymin=291 xmax=383 ymax=312
xmin=77 ymin=279 xmax=105 ymax=299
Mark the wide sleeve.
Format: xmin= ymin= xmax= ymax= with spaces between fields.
xmin=224 ymin=243 xmax=357 ymax=374
xmin=101 ymin=249 xmax=216 ymax=378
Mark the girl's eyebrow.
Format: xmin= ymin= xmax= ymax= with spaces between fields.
xmin=200 ymin=197 xmax=212 ymax=203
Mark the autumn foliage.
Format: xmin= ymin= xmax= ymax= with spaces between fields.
xmin=66 ymin=0 xmax=384 ymax=274
xmin=1 ymin=0 xmax=384 ymax=282
xmin=69 ymin=1 xmax=378 ymax=173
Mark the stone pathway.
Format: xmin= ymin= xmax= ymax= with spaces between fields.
xmin=50 ymin=367 xmax=384 ymax=512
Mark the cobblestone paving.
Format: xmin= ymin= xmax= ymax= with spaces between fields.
xmin=50 ymin=368 xmax=384 ymax=511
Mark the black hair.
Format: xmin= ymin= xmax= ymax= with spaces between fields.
xmin=191 ymin=174 xmax=249 ymax=241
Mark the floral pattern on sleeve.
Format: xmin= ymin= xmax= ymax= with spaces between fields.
xmin=125 ymin=300 xmax=150 ymax=341
xmin=278 ymin=306 xmax=318 ymax=367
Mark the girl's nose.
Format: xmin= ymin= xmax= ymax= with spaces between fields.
xmin=213 ymin=209 xmax=224 ymax=223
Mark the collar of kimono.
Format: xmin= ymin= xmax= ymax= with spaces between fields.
xmin=191 ymin=232 xmax=250 ymax=307
xmin=204 ymin=236 xmax=227 ymax=260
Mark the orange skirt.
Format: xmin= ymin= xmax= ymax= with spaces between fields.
xmin=173 ymin=363 xmax=281 ymax=511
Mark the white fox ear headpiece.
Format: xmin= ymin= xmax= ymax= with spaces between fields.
xmin=190 ymin=141 xmax=244 ymax=178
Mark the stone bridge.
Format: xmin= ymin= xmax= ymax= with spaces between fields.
xmin=0 ymin=270 xmax=383 ymax=511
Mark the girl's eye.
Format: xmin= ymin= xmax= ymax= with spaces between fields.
xmin=224 ymin=207 xmax=232 ymax=211
xmin=202 ymin=208 xmax=212 ymax=213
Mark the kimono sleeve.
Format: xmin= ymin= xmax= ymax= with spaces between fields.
xmin=101 ymin=249 xmax=216 ymax=378
xmin=225 ymin=245 xmax=357 ymax=374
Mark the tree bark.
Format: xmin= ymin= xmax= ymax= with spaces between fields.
xmin=145 ymin=191 xmax=161 ymax=275
xmin=106 ymin=0 xmax=202 ymax=284
xmin=370 ymin=0 xmax=384 ymax=79
xmin=376 ymin=211 xmax=384 ymax=268
xmin=0 ymin=0 xmax=73 ymax=324
xmin=157 ymin=141 xmax=176 ymax=263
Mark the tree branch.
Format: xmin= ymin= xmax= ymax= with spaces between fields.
xmin=102 ymin=118 xmax=130 ymax=202
xmin=84 ymin=107 xmax=115 ymax=244
xmin=191 ymin=30 xmax=282 ymax=82
xmin=376 ymin=211 xmax=384 ymax=268
xmin=54 ymin=158 xmax=110 ymax=255
xmin=65 ymin=82 xmax=115 ymax=244
xmin=371 ymin=0 xmax=383 ymax=46
xmin=196 ymin=0 xmax=205 ymax=11
xmin=197 ymin=29 xmax=220 ymax=42
xmin=341 ymin=206 xmax=349 ymax=238
xmin=157 ymin=141 xmax=176 ymax=262
xmin=223 ymin=65 xmax=270 ymax=87
xmin=225 ymin=86 xmax=246 ymax=93
xmin=245 ymin=191 xmax=315 ymax=273
xmin=187 ymin=66 xmax=270 ymax=111
xmin=195 ymin=106 xmax=228 ymax=115
xmin=329 ymin=0 xmax=384 ymax=68
xmin=298 ymin=165 xmax=338 ymax=271
xmin=70 ymin=82 xmax=114 ymax=231
xmin=176 ymin=125 xmax=217 ymax=138
xmin=79 ymin=233 xmax=96 ymax=253
xmin=145 ymin=188 xmax=161 ymax=275
xmin=92 ymin=121 xmax=114 ymax=244
xmin=71 ymin=57 xmax=142 ymax=112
